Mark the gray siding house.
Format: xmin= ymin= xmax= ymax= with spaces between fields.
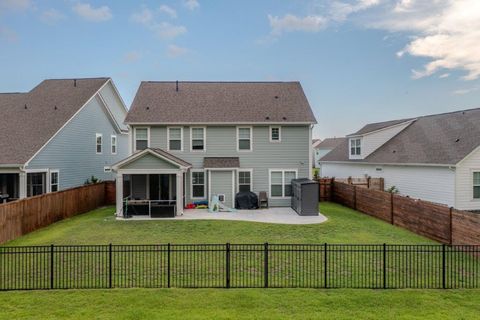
xmin=0 ymin=78 xmax=128 ymax=202
xmin=112 ymin=81 xmax=316 ymax=217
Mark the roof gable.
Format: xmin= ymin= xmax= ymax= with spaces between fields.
xmin=112 ymin=148 xmax=192 ymax=170
xmin=125 ymin=81 xmax=317 ymax=124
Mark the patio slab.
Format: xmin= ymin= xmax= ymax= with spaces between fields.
xmin=119 ymin=207 xmax=327 ymax=225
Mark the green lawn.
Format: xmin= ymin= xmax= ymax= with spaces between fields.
xmin=1 ymin=288 xmax=479 ymax=320
xmin=6 ymin=202 xmax=435 ymax=245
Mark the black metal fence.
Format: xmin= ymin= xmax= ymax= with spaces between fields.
xmin=1 ymin=244 xmax=479 ymax=290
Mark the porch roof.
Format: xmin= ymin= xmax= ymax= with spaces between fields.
xmin=204 ymin=157 xmax=240 ymax=168
xmin=112 ymin=148 xmax=192 ymax=171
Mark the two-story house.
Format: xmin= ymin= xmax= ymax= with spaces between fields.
xmin=0 ymin=78 xmax=128 ymax=202
xmin=320 ymin=108 xmax=480 ymax=211
xmin=112 ymin=81 xmax=317 ymax=217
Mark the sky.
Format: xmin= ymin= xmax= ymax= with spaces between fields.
xmin=1 ymin=0 xmax=479 ymax=139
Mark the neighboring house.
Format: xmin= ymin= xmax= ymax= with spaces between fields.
xmin=320 ymin=108 xmax=480 ymax=211
xmin=311 ymin=139 xmax=321 ymax=168
xmin=313 ymin=137 xmax=345 ymax=174
xmin=112 ymin=81 xmax=316 ymax=217
xmin=0 ymin=78 xmax=128 ymax=202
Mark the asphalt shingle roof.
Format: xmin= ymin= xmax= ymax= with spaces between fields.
xmin=0 ymin=78 xmax=109 ymax=165
xmin=320 ymin=108 xmax=480 ymax=165
xmin=315 ymin=137 xmax=346 ymax=149
xmin=204 ymin=157 xmax=240 ymax=168
xmin=125 ymin=81 xmax=317 ymax=124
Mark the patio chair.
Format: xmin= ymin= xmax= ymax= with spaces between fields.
xmin=258 ymin=191 xmax=269 ymax=208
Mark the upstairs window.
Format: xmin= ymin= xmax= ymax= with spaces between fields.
xmin=111 ymin=135 xmax=117 ymax=155
xmin=350 ymin=138 xmax=361 ymax=156
xmin=270 ymin=126 xmax=281 ymax=142
xmin=168 ymin=127 xmax=183 ymax=151
xmin=191 ymin=127 xmax=205 ymax=151
xmin=134 ymin=128 xmax=149 ymax=151
xmin=474 ymin=172 xmax=480 ymax=199
xmin=238 ymin=170 xmax=252 ymax=192
xmin=237 ymin=127 xmax=252 ymax=151
xmin=96 ymin=133 xmax=102 ymax=154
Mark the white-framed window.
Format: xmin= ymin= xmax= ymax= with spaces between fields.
xmin=96 ymin=133 xmax=102 ymax=154
xmin=350 ymin=138 xmax=361 ymax=156
xmin=270 ymin=126 xmax=281 ymax=142
xmin=134 ymin=127 xmax=149 ymax=151
xmin=269 ymin=169 xmax=297 ymax=198
xmin=168 ymin=127 xmax=183 ymax=151
xmin=473 ymin=172 xmax=480 ymax=199
xmin=237 ymin=126 xmax=252 ymax=151
xmin=27 ymin=172 xmax=46 ymax=197
xmin=238 ymin=169 xmax=252 ymax=192
xmin=111 ymin=135 xmax=117 ymax=155
xmin=191 ymin=170 xmax=205 ymax=199
xmin=50 ymin=170 xmax=59 ymax=192
xmin=190 ymin=127 xmax=206 ymax=152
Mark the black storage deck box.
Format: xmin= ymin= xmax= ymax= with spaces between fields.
xmin=291 ymin=178 xmax=319 ymax=216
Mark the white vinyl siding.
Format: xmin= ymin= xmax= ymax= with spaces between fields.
xmin=455 ymin=147 xmax=480 ymax=210
xmin=360 ymin=121 xmax=413 ymax=158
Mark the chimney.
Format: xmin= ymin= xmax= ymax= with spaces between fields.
xmin=176 ymin=80 xmax=178 ymax=92
xmin=74 ymin=79 xmax=77 ymax=87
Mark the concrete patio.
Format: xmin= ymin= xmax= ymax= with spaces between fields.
xmin=119 ymin=207 xmax=327 ymax=225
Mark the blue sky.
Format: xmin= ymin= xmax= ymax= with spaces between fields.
xmin=1 ymin=0 xmax=479 ymax=139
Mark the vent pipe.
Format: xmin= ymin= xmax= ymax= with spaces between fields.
xmin=176 ymin=80 xmax=178 ymax=92
xmin=74 ymin=79 xmax=77 ymax=87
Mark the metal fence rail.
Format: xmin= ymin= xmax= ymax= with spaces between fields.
xmin=1 ymin=244 xmax=479 ymax=290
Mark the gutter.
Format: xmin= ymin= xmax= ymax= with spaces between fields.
xmin=318 ymin=160 xmax=456 ymax=168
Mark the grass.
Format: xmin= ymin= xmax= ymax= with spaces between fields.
xmin=6 ymin=202 xmax=435 ymax=245
xmin=1 ymin=288 xmax=479 ymax=319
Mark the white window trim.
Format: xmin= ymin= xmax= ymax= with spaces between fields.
xmin=96 ymin=133 xmax=103 ymax=154
xmin=268 ymin=169 xmax=298 ymax=199
xmin=269 ymin=126 xmax=281 ymax=143
xmin=236 ymin=126 xmax=253 ymax=152
xmin=190 ymin=169 xmax=206 ymax=200
xmin=49 ymin=169 xmax=59 ymax=193
xmin=111 ymin=134 xmax=117 ymax=155
xmin=349 ymin=138 xmax=362 ymax=157
xmin=167 ymin=126 xmax=184 ymax=152
xmin=25 ymin=169 xmax=48 ymax=196
xmin=190 ymin=126 xmax=206 ymax=152
xmin=134 ymin=127 xmax=150 ymax=152
xmin=472 ymin=170 xmax=480 ymax=200
xmin=237 ymin=169 xmax=253 ymax=193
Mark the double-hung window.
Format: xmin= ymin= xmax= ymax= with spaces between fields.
xmin=50 ymin=171 xmax=59 ymax=192
xmin=237 ymin=127 xmax=252 ymax=151
xmin=474 ymin=172 xmax=480 ymax=199
xmin=134 ymin=128 xmax=149 ymax=151
xmin=191 ymin=127 xmax=205 ymax=151
xmin=168 ymin=127 xmax=183 ymax=151
xmin=350 ymin=138 xmax=361 ymax=156
xmin=96 ymin=133 xmax=102 ymax=154
xmin=238 ymin=170 xmax=252 ymax=192
xmin=270 ymin=170 xmax=297 ymax=197
xmin=191 ymin=171 xmax=205 ymax=199
xmin=111 ymin=135 xmax=117 ymax=154
xmin=270 ymin=126 xmax=281 ymax=142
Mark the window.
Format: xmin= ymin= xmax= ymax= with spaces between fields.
xmin=27 ymin=172 xmax=46 ymax=197
xmin=191 ymin=127 xmax=205 ymax=151
xmin=238 ymin=170 xmax=252 ymax=192
xmin=237 ymin=127 xmax=252 ymax=151
xmin=270 ymin=126 xmax=281 ymax=142
xmin=350 ymin=138 xmax=361 ymax=156
xmin=191 ymin=171 xmax=205 ymax=199
xmin=168 ymin=127 xmax=183 ymax=151
xmin=269 ymin=170 xmax=297 ymax=198
xmin=134 ymin=128 xmax=149 ymax=151
xmin=474 ymin=172 xmax=480 ymax=199
xmin=111 ymin=135 xmax=117 ymax=154
xmin=50 ymin=171 xmax=59 ymax=192
xmin=96 ymin=133 xmax=102 ymax=154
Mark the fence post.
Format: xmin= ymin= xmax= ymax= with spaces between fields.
xmin=367 ymin=176 xmax=371 ymax=189
xmin=353 ymin=186 xmax=357 ymax=210
xmin=390 ymin=193 xmax=394 ymax=225
xmin=264 ymin=243 xmax=269 ymax=288
xmin=324 ymin=243 xmax=328 ymax=288
xmin=449 ymin=207 xmax=453 ymax=245
xmin=226 ymin=243 xmax=230 ymax=289
xmin=50 ymin=244 xmax=54 ymax=289
xmin=330 ymin=178 xmax=335 ymax=202
xmin=383 ymin=243 xmax=387 ymax=289
xmin=109 ymin=243 xmax=112 ymax=289
xmin=167 ymin=243 xmax=171 ymax=288
xmin=442 ymin=244 xmax=446 ymax=289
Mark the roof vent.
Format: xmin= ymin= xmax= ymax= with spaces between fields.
xmin=54 ymin=105 xmax=57 ymax=110
xmin=265 ymin=116 xmax=270 ymax=120
xmin=282 ymin=116 xmax=287 ymax=120
xmin=392 ymin=150 xmax=396 ymax=153
xmin=274 ymin=95 xmax=279 ymax=99
xmin=455 ymin=138 xmax=460 ymax=142
xmin=176 ymin=80 xmax=179 ymax=92
xmin=74 ymin=79 xmax=77 ymax=87
xmin=146 ymin=106 xmax=150 ymax=110
xmin=24 ymin=104 xmax=27 ymax=109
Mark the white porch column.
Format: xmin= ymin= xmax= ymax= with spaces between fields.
xmin=116 ymin=173 xmax=123 ymax=217
xmin=19 ymin=172 xmax=27 ymax=199
xmin=176 ymin=172 xmax=184 ymax=215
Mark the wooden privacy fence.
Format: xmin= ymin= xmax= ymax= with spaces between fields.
xmin=322 ymin=180 xmax=480 ymax=245
xmin=0 ymin=181 xmax=115 ymax=244
xmin=317 ymin=177 xmax=384 ymax=201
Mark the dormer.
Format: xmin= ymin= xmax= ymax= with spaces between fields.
xmin=348 ymin=118 xmax=416 ymax=160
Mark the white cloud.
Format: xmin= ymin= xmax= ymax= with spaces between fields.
xmin=329 ymin=0 xmax=381 ymax=22
xmin=123 ymin=51 xmax=141 ymax=63
xmin=0 ymin=0 xmax=31 ymax=11
xmin=439 ymin=73 xmax=450 ymax=79
xmin=453 ymin=87 xmax=479 ymax=95
xmin=131 ymin=6 xmax=187 ymax=40
xmin=40 ymin=8 xmax=66 ymax=25
xmin=159 ymin=5 xmax=177 ymax=18
xmin=131 ymin=7 xmax=153 ymax=26
xmin=268 ymin=14 xmax=327 ymax=35
xmin=167 ymin=44 xmax=187 ymax=58
xmin=73 ymin=3 xmax=112 ymax=22
xmin=184 ymin=0 xmax=199 ymax=11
